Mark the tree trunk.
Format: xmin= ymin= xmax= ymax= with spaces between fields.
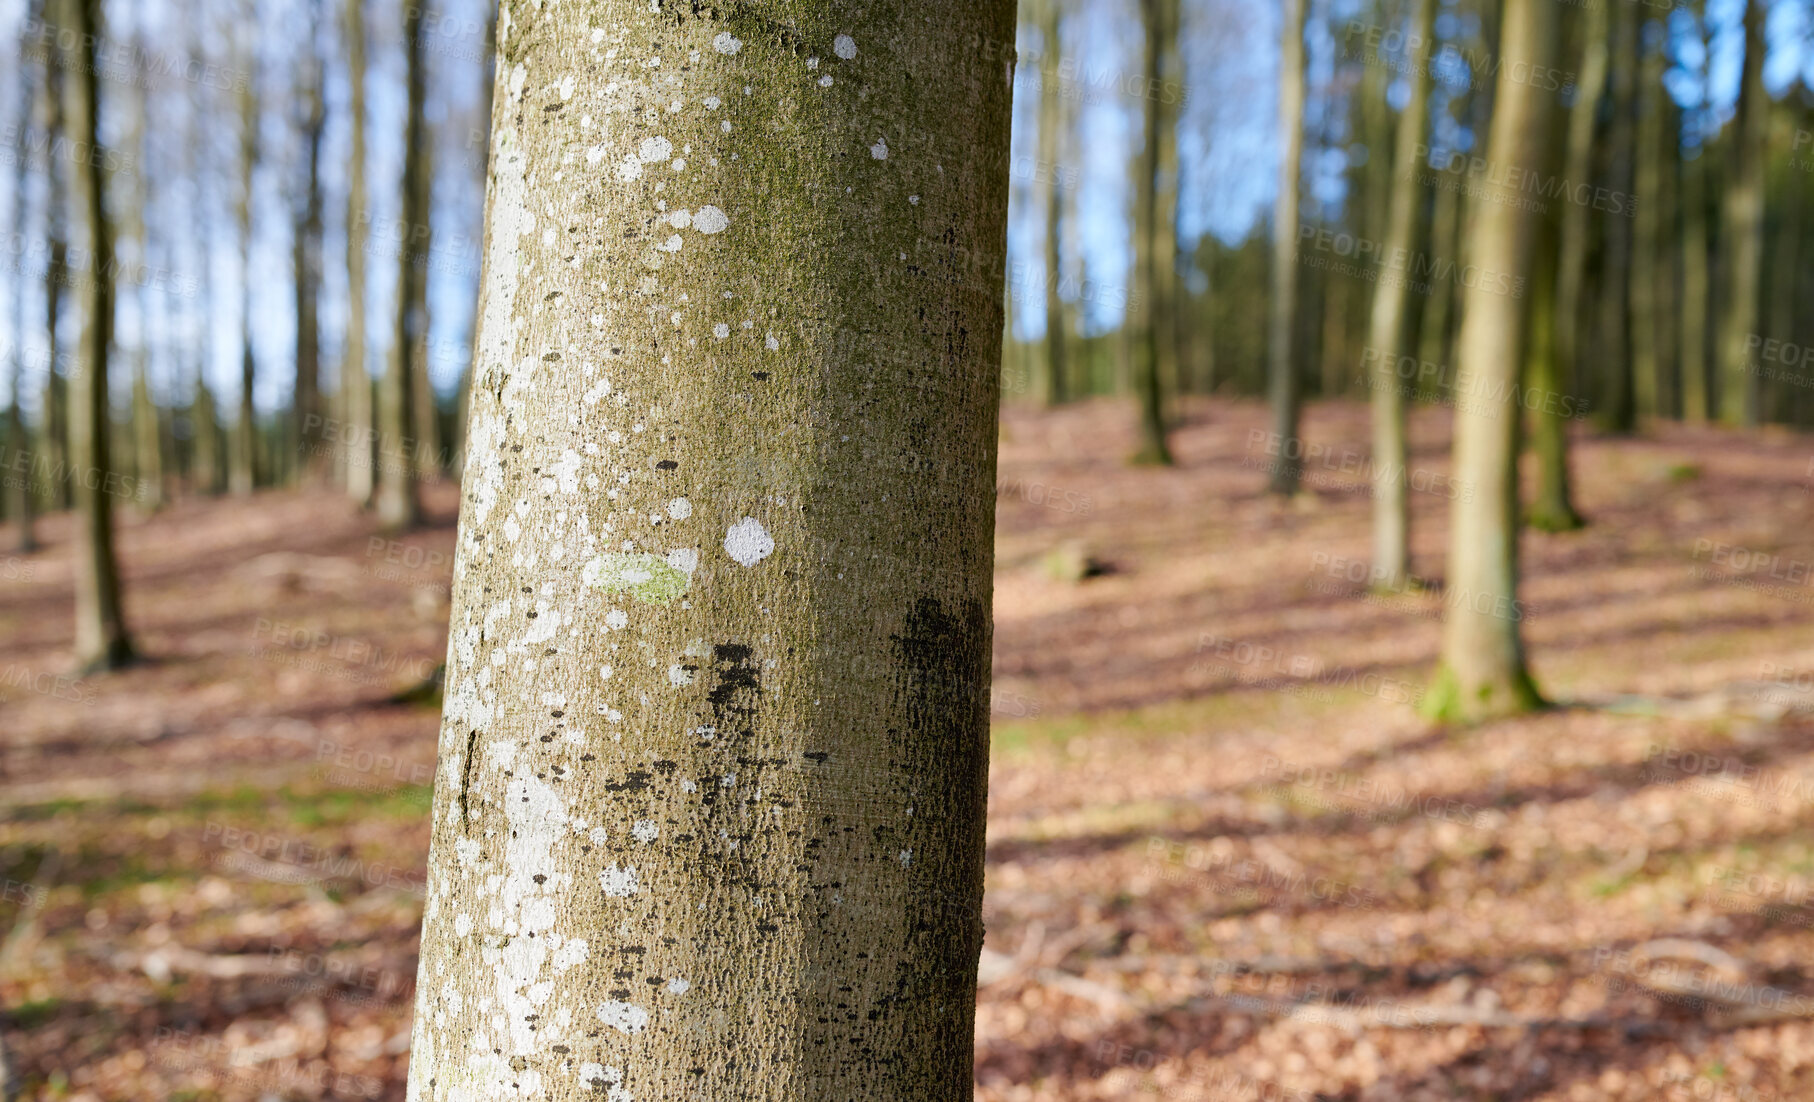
xmin=1417 ymin=158 xmax=1459 ymax=372
xmin=1594 ymin=0 xmax=1638 ymax=433
xmin=37 ymin=44 xmax=70 ymax=515
xmin=123 ymin=5 xmax=162 ymax=512
xmin=1680 ymin=139 xmax=1711 ymax=422
xmin=1553 ymin=0 xmax=1607 ymax=419
xmin=1717 ymin=0 xmax=1766 ymax=427
xmin=294 ymin=9 xmax=327 ymax=482
xmin=343 ymin=0 xmax=374 ymax=506
xmin=1129 ymin=0 xmax=1173 ymax=464
xmin=1764 ymin=106 xmax=1800 ymax=426
xmin=1036 ymin=0 xmax=1066 ymax=407
xmin=375 ymin=0 xmax=425 ymax=529
xmin=1526 ymin=208 xmax=1581 ymax=531
xmin=1366 ymin=0 xmax=1435 ymax=588
xmin=1630 ymin=16 xmax=1666 ymax=422
xmin=1267 ymin=0 xmax=1306 ymax=493
xmin=1423 ymin=0 xmax=1552 ymax=723
xmin=405 ymin=6 xmax=1013 ymax=1097
xmin=59 ymin=0 xmax=134 ymax=672
xmin=230 ymin=22 xmax=261 ymax=497
xmin=408 ymin=114 xmax=440 ymax=481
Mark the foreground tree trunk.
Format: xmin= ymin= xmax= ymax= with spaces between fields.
xmin=343 ymin=0 xmax=374 ymax=506
xmin=1717 ymin=0 xmax=1766 ymax=427
xmin=1366 ymin=0 xmax=1435 ymax=588
xmin=375 ymin=0 xmax=425 ymax=530
xmin=59 ymin=0 xmax=134 ymax=671
xmin=405 ymin=4 xmax=1013 ymax=1097
xmin=1423 ymin=0 xmax=1552 ymax=723
xmin=1267 ymin=0 xmax=1306 ymax=493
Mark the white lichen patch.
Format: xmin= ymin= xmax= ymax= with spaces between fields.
xmin=597 ymin=1000 xmax=651 ymax=1034
xmin=834 ymin=33 xmax=857 ymax=59
xmin=870 ymin=137 xmax=889 ymax=160
xmin=638 ymin=135 xmax=673 ymax=163
xmin=599 ymin=864 xmax=640 ymax=897
xmin=711 ymin=31 xmax=742 ymax=54
xmin=666 ymin=497 xmax=692 ymax=519
xmin=724 ymin=517 xmax=775 ymax=566
xmin=666 ymin=976 xmax=691 ymax=994
xmin=632 ymin=819 xmax=660 ymax=843
xmin=693 ymin=205 xmax=729 ymax=234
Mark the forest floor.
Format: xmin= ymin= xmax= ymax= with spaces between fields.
xmin=5 ymin=398 xmax=1814 ymax=1100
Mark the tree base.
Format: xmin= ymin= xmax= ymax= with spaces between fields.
xmin=1419 ymin=662 xmax=1545 ymax=724
xmin=1129 ymin=442 xmax=1174 ymax=467
xmin=75 ymin=637 xmax=137 ymax=677
xmin=1526 ymin=502 xmax=1584 ymax=533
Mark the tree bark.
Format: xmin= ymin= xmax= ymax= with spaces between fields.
xmin=1366 ymin=0 xmax=1435 ymax=588
xmin=405 ymin=4 xmax=1013 ymax=1097
xmin=1267 ymin=0 xmax=1306 ymax=493
xmin=1553 ymin=0 xmax=1606 ymax=418
xmin=59 ymin=0 xmax=134 ymax=671
xmin=294 ymin=7 xmax=327 ymax=483
xmin=1130 ymin=0 xmax=1174 ymax=464
xmin=1630 ymin=16 xmax=1666 ymax=422
xmin=1717 ymin=0 xmax=1766 ymax=427
xmin=230 ymin=19 xmax=261 ymax=497
xmin=376 ymin=0 xmax=426 ymax=529
xmin=115 ymin=1 xmax=162 ymax=513
xmin=1764 ymin=105 xmax=1800 ymax=426
xmin=1526 ymin=206 xmax=1581 ymax=532
xmin=1680 ymin=127 xmax=1711 ymax=421
xmin=1423 ymin=0 xmax=1551 ymax=723
xmin=343 ymin=0 xmax=375 ymax=506
xmin=1594 ymin=0 xmax=1638 ymax=434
